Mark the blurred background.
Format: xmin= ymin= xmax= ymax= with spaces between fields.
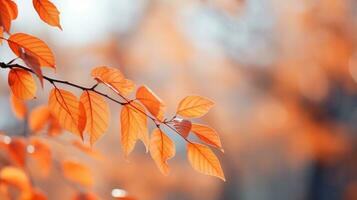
xmin=2 ymin=0 xmax=357 ymax=199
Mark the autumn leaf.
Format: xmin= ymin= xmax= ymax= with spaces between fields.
xmin=176 ymin=96 xmax=214 ymax=118
xmin=0 ymin=1 xmax=11 ymax=32
xmin=62 ymin=160 xmax=93 ymax=187
xmin=173 ymin=118 xmax=192 ymax=138
xmin=7 ymin=137 xmax=26 ymax=167
xmin=47 ymin=116 xmax=62 ymax=136
xmin=149 ymin=128 xmax=175 ymax=175
xmin=28 ymin=138 xmax=52 ymax=176
xmin=33 ymin=0 xmax=62 ymax=30
xmin=30 ymin=188 xmax=47 ymax=200
xmin=0 ymin=167 xmax=31 ymax=194
xmin=72 ymin=140 xmax=104 ymax=160
xmin=187 ymin=142 xmax=225 ymax=181
xmin=9 ymin=93 xmax=27 ymax=120
xmin=120 ymin=102 xmax=149 ymax=156
xmin=136 ymin=85 xmax=165 ymax=121
xmin=191 ymin=123 xmax=223 ymax=152
xmin=48 ymin=88 xmax=86 ymax=138
xmin=2 ymin=0 xmax=17 ymax=20
xmin=80 ymin=90 xmax=109 ymax=145
xmin=29 ymin=105 xmax=51 ymax=133
xmin=91 ymin=66 xmax=135 ymax=96
xmin=7 ymin=33 xmax=55 ymax=68
xmin=8 ymin=68 xmax=37 ymax=100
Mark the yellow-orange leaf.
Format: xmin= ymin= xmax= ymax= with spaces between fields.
xmin=187 ymin=142 xmax=225 ymax=181
xmin=176 ymin=96 xmax=214 ymax=118
xmin=29 ymin=105 xmax=51 ymax=133
xmin=33 ymin=0 xmax=62 ymax=30
xmin=80 ymin=91 xmax=109 ymax=145
xmin=120 ymin=102 xmax=148 ymax=156
xmin=149 ymin=129 xmax=175 ymax=175
xmin=91 ymin=66 xmax=135 ymax=96
xmin=0 ymin=167 xmax=30 ymax=192
xmin=48 ymin=88 xmax=86 ymax=138
xmin=7 ymin=137 xmax=26 ymax=167
xmin=136 ymin=85 xmax=165 ymax=121
xmin=62 ymin=160 xmax=93 ymax=187
xmin=9 ymin=94 xmax=27 ymax=120
xmin=173 ymin=118 xmax=192 ymax=138
xmin=7 ymin=33 xmax=55 ymax=69
xmin=2 ymin=0 xmax=17 ymax=20
xmin=8 ymin=68 xmax=37 ymax=100
xmin=191 ymin=123 xmax=223 ymax=152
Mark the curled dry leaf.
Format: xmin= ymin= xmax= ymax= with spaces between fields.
xmin=8 ymin=68 xmax=37 ymax=100
xmin=62 ymin=160 xmax=93 ymax=187
xmin=149 ymin=128 xmax=175 ymax=175
xmin=173 ymin=118 xmax=192 ymax=138
xmin=191 ymin=123 xmax=223 ymax=152
xmin=91 ymin=66 xmax=135 ymax=96
xmin=29 ymin=105 xmax=51 ymax=133
xmin=9 ymin=93 xmax=27 ymax=120
xmin=33 ymin=0 xmax=62 ymax=30
xmin=187 ymin=142 xmax=225 ymax=181
xmin=136 ymin=85 xmax=165 ymax=121
xmin=120 ymin=102 xmax=149 ymax=156
xmin=176 ymin=96 xmax=214 ymax=118
xmin=48 ymin=88 xmax=86 ymax=138
xmin=80 ymin=90 xmax=109 ymax=145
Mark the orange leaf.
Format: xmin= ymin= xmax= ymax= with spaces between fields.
xmin=72 ymin=140 xmax=104 ymax=161
xmin=30 ymin=188 xmax=47 ymax=200
xmin=28 ymin=138 xmax=51 ymax=176
xmin=176 ymin=96 xmax=214 ymax=118
xmin=2 ymin=0 xmax=17 ymax=20
xmin=47 ymin=116 xmax=62 ymax=136
xmin=8 ymin=68 xmax=37 ymax=100
xmin=136 ymin=85 xmax=165 ymax=121
xmin=48 ymin=88 xmax=86 ymax=138
xmin=149 ymin=128 xmax=175 ymax=175
xmin=7 ymin=33 xmax=55 ymax=68
xmin=0 ymin=167 xmax=30 ymax=192
xmin=80 ymin=91 xmax=109 ymax=145
xmin=173 ymin=118 xmax=192 ymax=138
xmin=62 ymin=160 xmax=93 ymax=187
xmin=91 ymin=66 xmax=135 ymax=96
xmin=187 ymin=142 xmax=225 ymax=181
xmin=191 ymin=123 xmax=223 ymax=152
xmin=33 ymin=0 xmax=62 ymax=30
xmin=7 ymin=137 xmax=26 ymax=167
xmin=120 ymin=102 xmax=149 ymax=156
xmin=29 ymin=105 xmax=51 ymax=133
xmin=0 ymin=1 xmax=11 ymax=32
xmin=9 ymin=94 xmax=27 ymax=120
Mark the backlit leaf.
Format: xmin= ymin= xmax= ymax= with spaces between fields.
xmin=9 ymin=93 xmax=27 ymax=120
xmin=80 ymin=90 xmax=109 ymax=145
xmin=2 ymin=0 xmax=17 ymax=20
xmin=187 ymin=142 xmax=225 ymax=181
xmin=149 ymin=128 xmax=175 ymax=175
xmin=8 ymin=68 xmax=37 ymax=100
xmin=33 ymin=0 xmax=62 ymax=30
xmin=191 ymin=123 xmax=223 ymax=152
xmin=0 ymin=1 xmax=11 ymax=32
xmin=176 ymin=96 xmax=214 ymax=118
xmin=91 ymin=66 xmax=135 ymax=96
xmin=7 ymin=33 xmax=55 ymax=68
xmin=7 ymin=137 xmax=26 ymax=167
xmin=29 ymin=105 xmax=51 ymax=133
xmin=62 ymin=160 xmax=93 ymax=187
xmin=120 ymin=102 xmax=148 ymax=156
xmin=136 ymin=85 xmax=165 ymax=121
xmin=48 ymin=88 xmax=86 ymax=138
xmin=173 ymin=118 xmax=192 ymax=138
